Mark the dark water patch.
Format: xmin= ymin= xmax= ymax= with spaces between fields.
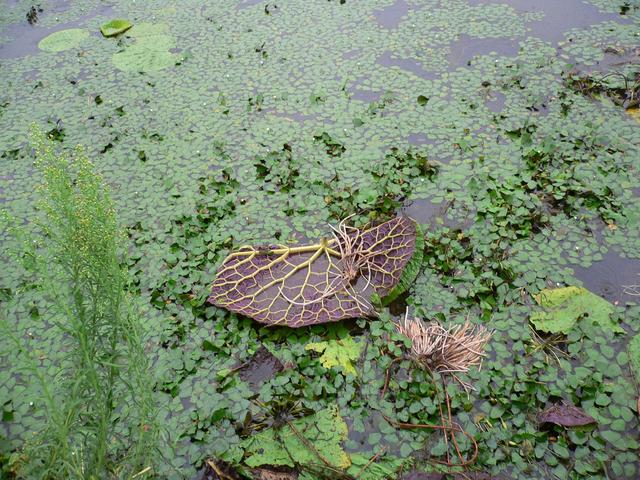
xmin=0 ymin=3 xmax=115 ymax=59
xmin=572 ymin=249 xmax=640 ymax=305
xmin=348 ymin=88 xmax=385 ymax=103
xmin=403 ymin=198 xmax=449 ymax=227
xmin=407 ymin=133 xmax=432 ymax=146
xmin=448 ymin=35 xmax=521 ymax=69
xmin=346 ymin=75 xmax=387 ymax=102
xmin=377 ymin=50 xmax=440 ymax=80
xmin=373 ymin=0 xmax=416 ymax=29
xmin=387 ymin=290 xmax=410 ymax=316
xmin=466 ymin=0 xmax=625 ymax=45
xmin=484 ymin=90 xmax=506 ymax=112
xmin=237 ymin=345 xmax=284 ymax=390
xmin=0 ymin=22 xmax=57 ymax=58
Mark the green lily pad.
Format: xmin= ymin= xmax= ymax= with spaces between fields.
xmin=241 ymin=405 xmax=350 ymax=469
xmin=38 ymin=28 xmax=89 ymax=52
xmin=305 ymin=335 xmax=363 ymax=375
xmin=530 ymin=286 xmax=623 ymax=334
xmin=100 ymin=19 xmax=133 ymax=37
xmin=112 ymin=23 xmax=176 ymax=72
xmin=629 ymin=334 xmax=640 ymax=383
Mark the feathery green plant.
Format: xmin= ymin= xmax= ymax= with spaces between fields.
xmin=2 ymin=127 xmax=159 ymax=479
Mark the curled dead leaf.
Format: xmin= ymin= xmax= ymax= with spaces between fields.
xmin=538 ymin=403 xmax=596 ymax=428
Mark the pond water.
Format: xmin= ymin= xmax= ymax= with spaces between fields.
xmin=1 ymin=0 xmax=639 ymax=478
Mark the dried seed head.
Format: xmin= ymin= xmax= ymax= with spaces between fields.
xmin=395 ymin=310 xmax=492 ymax=390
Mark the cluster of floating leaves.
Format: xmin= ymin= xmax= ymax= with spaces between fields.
xmin=1 ymin=0 xmax=640 ymax=477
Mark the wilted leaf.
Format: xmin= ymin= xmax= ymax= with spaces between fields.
xmin=241 ymin=405 xmax=350 ymax=469
xmin=100 ymin=19 xmax=133 ymax=37
xmin=538 ymin=403 xmax=597 ymax=427
xmin=530 ymin=286 xmax=622 ymax=334
xmin=209 ymin=216 xmax=418 ymax=327
xmin=38 ymin=28 xmax=89 ymax=52
xmin=305 ymin=335 xmax=363 ymax=375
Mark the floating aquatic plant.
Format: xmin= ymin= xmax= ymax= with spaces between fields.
xmin=209 ymin=216 xmax=418 ymax=327
xmin=38 ymin=28 xmax=89 ymax=52
xmin=100 ymin=19 xmax=133 ymax=37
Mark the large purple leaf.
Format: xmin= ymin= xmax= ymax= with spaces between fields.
xmin=209 ymin=216 xmax=417 ymax=327
xmin=538 ymin=404 xmax=597 ymax=428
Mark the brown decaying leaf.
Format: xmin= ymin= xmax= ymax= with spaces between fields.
xmin=537 ymin=403 xmax=597 ymax=427
xmin=209 ymin=216 xmax=417 ymax=327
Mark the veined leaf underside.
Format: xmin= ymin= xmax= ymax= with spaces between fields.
xmin=209 ymin=216 xmax=417 ymax=327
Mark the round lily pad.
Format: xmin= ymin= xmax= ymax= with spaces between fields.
xmin=112 ymin=23 xmax=176 ymax=72
xmin=112 ymin=42 xmax=176 ymax=72
xmin=100 ymin=19 xmax=133 ymax=38
xmin=38 ymin=28 xmax=89 ymax=52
